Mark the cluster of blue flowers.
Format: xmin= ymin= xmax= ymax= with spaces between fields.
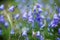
xmin=0 ymin=1 xmax=60 ymax=40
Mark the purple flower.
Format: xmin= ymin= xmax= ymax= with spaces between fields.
xmin=22 ymin=12 xmax=27 ymax=20
xmin=22 ymin=0 xmax=26 ymax=3
xmin=56 ymin=37 xmax=60 ymax=40
xmin=4 ymin=21 xmax=9 ymax=28
xmin=14 ymin=14 xmax=20 ymax=20
xmin=28 ymin=11 xmax=34 ymax=23
xmin=0 ymin=15 xmax=5 ymax=23
xmin=53 ymin=14 xmax=59 ymax=22
xmin=8 ymin=6 xmax=15 ymax=12
xmin=36 ymin=15 xmax=44 ymax=22
xmin=38 ymin=8 xmax=42 ymax=13
xmin=39 ymin=22 xmax=45 ymax=29
xmin=57 ymin=7 xmax=60 ymax=13
xmin=0 ymin=4 xmax=4 ymax=10
xmin=49 ymin=21 xmax=58 ymax=28
xmin=0 ymin=29 xmax=3 ymax=35
xmin=25 ymin=37 xmax=29 ymax=40
xmin=58 ymin=13 xmax=60 ymax=23
xmin=40 ymin=35 xmax=44 ymax=40
xmin=49 ymin=14 xmax=59 ymax=28
xmin=0 ymin=18 xmax=5 ymax=23
xmin=28 ymin=15 xmax=34 ymax=23
xmin=36 ymin=31 xmax=40 ymax=38
xmin=58 ymin=28 xmax=60 ymax=35
xmin=22 ymin=31 xmax=27 ymax=37
xmin=46 ymin=17 xmax=51 ymax=23
xmin=36 ymin=4 xmax=40 ymax=8
xmin=10 ymin=29 xmax=15 ymax=35
xmin=58 ymin=13 xmax=60 ymax=18
xmin=28 ymin=18 xmax=34 ymax=23
xmin=33 ymin=9 xmax=36 ymax=13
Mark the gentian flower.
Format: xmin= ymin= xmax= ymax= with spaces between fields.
xmin=46 ymin=16 xmax=51 ymax=23
xmin=0 ymin=4 xmax=4 ymax=10
xmin=53 ymin=14 xmax=59 ymax=22
xmin=38 ymin=8 xmax=43 ymax=13
xmin=8 ymin=6 xmax=15 ymax=12
xmin=36 ymin=31 xmax=40 ymax=38
xmin=58 ymin=28 xmax=60 ymax=35
xmin=28 ymin=11 xmax=34 ymax=23
xmin=49 ymin=14 xmax=59 ymax=28
xmin=56 ymin=37 xmax=60 ymax=40
xmin=58 ymin=13 xmax=60 ymax=23
xmin=4 ymin=21 xmax=9 ymax=28
xmin=10 ymin=29 xmax=15 ymax=35
xmin=22 ymin=12 xmax=27 ymax=20
xmin=40 ymin=35 xmax=44 ymax=40
xmin=22 ymin=30 xmax=27 ymax=37
xmin=14 ymin=14 xmax=20 ymax=20
xmin=39 ymin=21 xmax=45 ymax=29
xmin=36 ymin=4 xmax=40 ymax=8
xmin=57 ymin=7 xmax=60 ymax=13
xmin=0 ymin=29 xmax=3 ymax=35
xmin=0 ymin=15 xmax=5 ymax=23
xmin=25 ymin=37 xmax=29 ymax=40
xmin=49 ymin=21 xmax=58 ymax=28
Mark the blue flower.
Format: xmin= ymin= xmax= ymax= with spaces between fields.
xmin=36 ymin=15 xmax=44 ymax=22
xmin=57 ymin=7 xmax=60 ymax=13
xmin=33 ymin=9 xmax=36 ymax=14
xmin=0 ymin=4 xmax=4 ymax=11
xmin=25 ymin=37 xmax=29 ymax=40
xmin=22 ymin=0 xmax=26 ymax=3
xmin=46 ymin=16 xmax=51 ymax=23
xmin=8 ymin=6 xmax=15 ymax=12
xmin=49 ymin=21 xmax=58 ymax=28
xmin=36 ymin=4 xmax=40 ymax=8
xmin=58 ymin=13 xmax=60 ymax=23
xmin=39 ymin=22 xmax=45 ymax=29
xmin=22 ymin=12 xmax=27 ymax=20
xmin=58 ymin=28 xmax=60 ymax=35
xmin=40 ymin=35 xmax=44 ymax=40
xmin=28 ymin=15 xmax=34 ymax=23
xmin=10 ymin=29 xmax=15 ymax=35
xmin=0 ymin=15 xmax=5 ymax=23
xmin=38 ymin=8 xmax=42 ymax=13
xmin=53 ymin=14 xmax=59 ymax=22
xmin=14 ymin=14 xmax=20 ymax=20
xmin=36 ymin=31 xmax=40 ymax=38
xmin=56 ymin=37 xmax=60 ymax=40
xmin=4 ymin=21 xmax=9 ymax=28
xmin=0 ymin=29 xmax=3 ymax=36
xmin=49 ymin=14 xmax=59 ymax=28
xmin=58 ymin=13 xmax=60 ymax=18
xmin=22 ymin=31 xmax=27 ymax=37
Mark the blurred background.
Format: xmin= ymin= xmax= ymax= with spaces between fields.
xmin=0 ymin=0 xmax=60 ymax=40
